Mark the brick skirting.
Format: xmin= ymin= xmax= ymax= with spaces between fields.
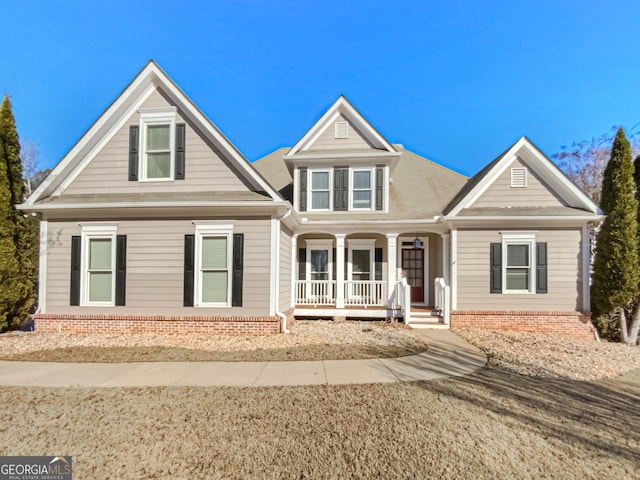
xmin=34 ymin=314 xmax=281 ymax=335
xmin=450 ymin=310 xmax=595 ymax=340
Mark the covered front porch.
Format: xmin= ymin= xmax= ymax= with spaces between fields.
xmin=291 ymin=230 xmax=452 ymax=325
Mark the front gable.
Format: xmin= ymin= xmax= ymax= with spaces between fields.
xmin=445 ymin=137 xmax=600 ymax=218
xmin=62 ymin=88 xmax=250 ymax=196
xmin=25 ymin=61 xmax=281 ymax=207
xmin=471 ymin=156 xmax=567 ymax=209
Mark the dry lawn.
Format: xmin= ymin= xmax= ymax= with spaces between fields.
xmin=1 ymin=370 xmax=638 ymax=479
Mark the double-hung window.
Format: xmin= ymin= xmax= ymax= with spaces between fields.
xmin=310 ymin=170 xmax=331 ymax=210
xmin=351 ymin=168 xmax=373 ymax=209
xmin=140 ymin=109 xmax=176 ymax=181
xmin=498 ymin=233 xmax=537 ymax=294
xmin=81 ymin=225 xmax=117 ymax=306
xmin=195 ymin=223 xmax=233 ymax=306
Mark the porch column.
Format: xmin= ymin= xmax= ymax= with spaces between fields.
xmin=386 ymin=234 xmax=398 ymax=308
xmin=291 ymin=234 xmax=298 ymax=307
xmin=335 ymin=234 xmax=346 ymax=308
xmin=441 ymin=233 xmax=450 ymax=285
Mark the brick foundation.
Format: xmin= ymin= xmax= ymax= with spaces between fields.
xmin=450 ymin=311 xmax=595 ymax=340
xmin=34 ymin=314 xmax=281 ymax=335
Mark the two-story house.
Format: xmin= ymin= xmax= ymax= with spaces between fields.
xmin=20 ymin=61 xmax=601 ymax=338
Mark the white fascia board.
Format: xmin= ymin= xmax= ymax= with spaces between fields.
xmin=285 ymin=151 xmax=401 ymax=161
xmin=18 ymin=200 xmax=292 ymax=211
xmin=444 ymin=215 xmax=604 ymax=225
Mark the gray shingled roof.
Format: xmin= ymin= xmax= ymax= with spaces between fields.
xmin=34 ymin=191 xmax=273 ymax=205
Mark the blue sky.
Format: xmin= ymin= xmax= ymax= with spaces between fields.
xmin=2 ymin=0 xmax=640 ymax=177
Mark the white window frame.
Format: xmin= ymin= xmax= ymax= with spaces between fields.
xmin=139 ymin=108 xmax=176 ymax=182
xmin=305 ymin=239 xmax=334 ymax=281
xmin=194 ymin=222 xmax=233 ymax=307
xmin=80 ymin=224 xmax=117 ymax=307
xmin=350 ymin=167 xmax=375 ymax=211
xmin=308 ymin=168 xmax=333 ymax=211
xmin=347 ymin=239 xmax=375 ymax=281
xmin=501 ymin=232 xmax=536 ymax=294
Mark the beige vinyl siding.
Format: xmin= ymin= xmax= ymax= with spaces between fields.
xmin=279 ymin=225 xmax=292 ymax=310
xmin=472 ymin=158 xmax=566 ymax=208
xmin=455 ymin=228 xmax=583 ymax=311
xmin=45 ymin=218 xmax=272 ymax=316
xmin=64 ymin=88 xmax=250 ymax=195
xmin=308 ymin=114 xmax=376 ymax=150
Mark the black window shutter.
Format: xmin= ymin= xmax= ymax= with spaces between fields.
xmin=115 ymin=235 xmax=127 ymax=306
xmin=299 ymin=167 xmax=307 ymax=212
xmin=334 ymin=167 xmax=348 ymax=211
xmin=536 ymin=243 xmax=548 ymax=294
xmin=375 ymin=247 xmax=383 ymax=280
xmin=183 ymin=235 xmax=195 ymax=307
xmin=70 ymin=236 xmax=81 ymax=306
xmin=128 ymin=125 xmax=139 ymax=181
xmin=375 ymin=165 xmax=384 ymax=211
xmin=490 ymin=243 xmax=502 ymax=294
xmin=232 ymin=234 xmax=244 ymax=307
xmin=175 ymin=123 xmax=186 ymax=180
xmin=298 ymin=248 xmax=306 ymax=280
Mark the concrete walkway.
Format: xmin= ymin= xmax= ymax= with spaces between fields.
xmin=0 ymin=329 xmax=486 ymax=388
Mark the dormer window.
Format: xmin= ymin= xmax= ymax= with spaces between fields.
xmin=352 ymin=169 xmax=373 ymax=209
xmin=311 ymin=170 xmax=331 ymax=210
xmin=334 ymin=121 xmax=349 ymax=139
xmin=299 ymin=166 xmax=385 ymax=213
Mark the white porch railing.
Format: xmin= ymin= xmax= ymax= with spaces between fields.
xmin=295 ymin=280 xmax=336 ymax=305
xmin=294 ymin=280 xmax=388 ymax=307
xmin=434 ymin=277 xmax=451 ymax=325
xmin=343 ymin=281 xmax=387 ymax=306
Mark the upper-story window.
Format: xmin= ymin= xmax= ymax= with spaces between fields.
xmin=311 ymin=170 xmax=331 ymax=210
xmin=352 ymin=168 xmax=372 ymax=209
xmin=300 ymin=166 xmax=384 ymax=213
xmin=140 ymin=111 xmax=176 ymax=181
xmin=129 ymin=108 xmax=186 ymax=183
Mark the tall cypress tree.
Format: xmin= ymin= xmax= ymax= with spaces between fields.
xmin=591 ymin=128 xmax=639 ymax=340
xmin=0 ymin=96 xmax=34 ymax=328
xmin=0 ymin=138 xmax=26 ymax=330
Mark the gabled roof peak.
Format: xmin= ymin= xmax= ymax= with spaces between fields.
xmin=285 ymin=95 xmax=397 ymax=157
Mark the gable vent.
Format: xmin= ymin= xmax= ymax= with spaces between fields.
xmin=510 ymin=167 xmax=527 ymax=188
xmin=335 ymin=121 xmax=349 ymax=139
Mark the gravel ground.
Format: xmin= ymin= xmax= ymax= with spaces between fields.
xmin=453 ymin=327 xmax=640 ymax=381
xmin=0 ymin=320 xmax=427 ymax=362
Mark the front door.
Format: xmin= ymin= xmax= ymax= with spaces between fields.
xmin=402 ymin=248 xmax=424 ymax=303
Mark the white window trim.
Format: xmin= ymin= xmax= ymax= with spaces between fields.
xmin=139 ymin=110 xmax=176 ymax=182
xmin=347 ymin=239 xmax=375 ymax=281
xmin=350 ymin=167 xmax=375 ymax=211
xmin=194 ymin=223 xmax=233 ymax=307
xmin=305 ymin=239 xmax=334 ymax=281
xmin=510 ymin=167 xmax=528 ymax=188
xmin=308 ymin=169 xmax=333 ymax=212
xmin=80 ymin=224 xmax=117 ymax=307
xmin=501 ymin=232 xmax=536 ymax=294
